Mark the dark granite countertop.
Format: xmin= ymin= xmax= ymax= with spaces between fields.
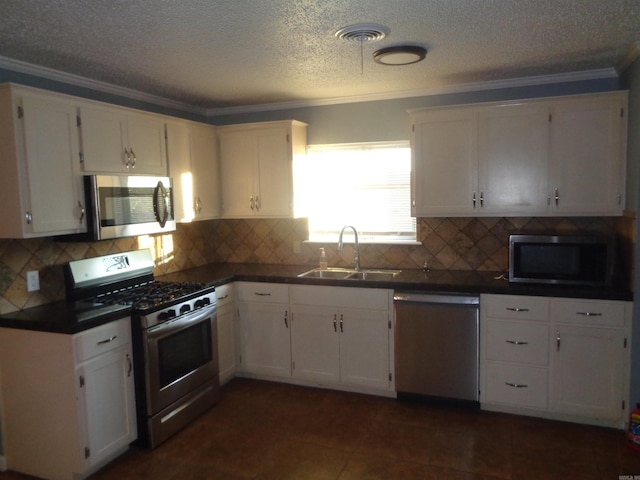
xmin=157 ymin=263 xmax=633 ymax=302
xmin=0 ymin=262 xmax=632 ymax=335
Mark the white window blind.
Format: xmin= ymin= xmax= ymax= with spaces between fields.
xmin=295 ymin=141 xmax=416 ymax=243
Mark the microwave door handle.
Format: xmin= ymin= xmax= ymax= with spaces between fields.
xmin=154 ymin=181 xmax=170 ymax=228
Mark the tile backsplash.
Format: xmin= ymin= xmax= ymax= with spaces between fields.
xmin=0 ymin=215 xmax=634 ymax=314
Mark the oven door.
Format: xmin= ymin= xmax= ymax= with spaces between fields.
xmin=144 ymin=304 xmax=218 ymax=415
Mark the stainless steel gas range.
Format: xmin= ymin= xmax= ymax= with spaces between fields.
xmin=65 ymin=249 xmax=220 ymax=448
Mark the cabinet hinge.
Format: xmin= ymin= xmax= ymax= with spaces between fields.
xmin=388 ymin=320 xmax=392 ymax=329
xmin=388 ymin=373 xmax=393 ymax=382
xmin=286 ymin=133 xmax=290 ymax=143
xmin=84 ymin=447 xmax=90 ymax=459
xmin=548 ymin=113 xmax=552 ymax=123
xmin=79 ymin=375 xmax=85 ymax=388
xmin=412 ymin=124 xmax=415 ymax=133
xmin=76 ymin=115 xmax=81 ymax=127
xmin=292 ymin=361 xmax=296 ymax=370
xmin=17 ymin=106 xmax=23 ymax=119
xmin=79 ymin=152 xmax=84 ymax=164
xmin=624 ymin=337 xmax=628 ymax=348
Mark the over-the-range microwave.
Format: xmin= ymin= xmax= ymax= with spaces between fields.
xmin=509 ymin=234 xmax=614 ymax=287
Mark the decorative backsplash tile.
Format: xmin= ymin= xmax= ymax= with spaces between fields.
xmin=0 ymin=215 xmax=634 ymax=314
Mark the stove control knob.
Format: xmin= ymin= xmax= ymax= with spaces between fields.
xmin=195 ymin=297 xmax=211 ymax=309
xmin=157 ymin=309 xmax=177 ymax=321
xmin=180 ymin=304 xmax=191 ymax=314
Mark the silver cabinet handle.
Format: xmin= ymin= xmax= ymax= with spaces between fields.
xmin=218 ymin=294 xmax=229 ymax=301
xmin=506 ymin=307 xmax=529 ymax=312
xmin=505 ymin=382 xmax=528 ymax=388
xmin=506 ymin=340 xmax=529 ymax=345
xmin=284 ymin=311 xmax=288 ymax=328
xmin=255 ymin=195 xmax=260 ymax=212
xmin=25 ymin=211 xmax=32 ymax=224
xmin=124 ymin=148 xmax=131 ymax=167
xmin=480 ymin=191 xmax=484 ymax=207
xmin=472 ymin=191 xmax=476 ymax=208
xmin=130 ymin=148 xmax=136 ymax=168
xmin=556 ymin=330 xmax=561 ymax=351
xmin=126 ymin=353 xmax=132 ymax=377
xmin=254 ymin=292 xmax=271 ymax=296
xmin=97 ymin=335 xmax=117 ymax=345
xmin=340 ymin=314 xmax=344 ymax=333
xmin=554 ymin=188 xmax=559 ymax=206
xmin=333 ymin=314 xmax=337 ymax=332
xmin=250 ymin=195 xmax=255 ymax=210
xmin=78 ymin=201 xmax=85 ymax=224
xmin=576 ymin=311 xmax=602 ymax=317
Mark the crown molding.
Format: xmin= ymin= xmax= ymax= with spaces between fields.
xmin=206 ymin=68 xmax=619 ymax=116
xmin=0 ymin=56 xmax=206 ymax=115
xmin=616 ymin=41 xmax=640 ymax=74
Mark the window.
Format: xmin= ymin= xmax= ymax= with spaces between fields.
xmin=295 ymin=141 xmax=416 ymax=243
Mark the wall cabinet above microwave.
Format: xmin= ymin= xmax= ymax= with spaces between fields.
xmin=410 ymin=91 xmax=628 ymax=217
xmin=78 ymin=102 xmax=168 ymax=176
xmin=0 ymin=84 xmax=87 ymax=238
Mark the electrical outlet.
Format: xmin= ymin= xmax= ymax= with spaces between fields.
xmin=26 ymin=270 xmax=40 ymax=292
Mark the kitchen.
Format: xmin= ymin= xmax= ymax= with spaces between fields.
xmin=0 ymin=1 xmax=640 ymax=479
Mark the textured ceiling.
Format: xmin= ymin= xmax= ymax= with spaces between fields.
xmin=0 ymin=0 xmax=638 ymax=110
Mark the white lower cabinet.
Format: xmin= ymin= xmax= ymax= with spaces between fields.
xmin=480 ymin=294 xmax=631 ymax=427
xmin=0 ymin=318 xmax=137 ymax=480
xmin=216 ymin=283 xmax=237 ymax=384
xmin=290 ymin=285 xmax=393 ymax=392
xmin=237 ymin=282 xmax=291 ymax=378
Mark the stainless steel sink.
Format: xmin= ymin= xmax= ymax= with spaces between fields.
xmin=297 ymin=268 xmax=401 ymax=280
xmin=297 ymin=268 xmax=354 ymax=279
xmin=344 ymin=270 xmax=401 ymax=281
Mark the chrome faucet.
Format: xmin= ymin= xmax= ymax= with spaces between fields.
xmin=338 ymin=225 xmax=361 ymax=271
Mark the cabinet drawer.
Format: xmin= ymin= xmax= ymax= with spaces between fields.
xmin=215 ymin=283 xmax=235 ymax=307
xmin=290 ymin=285 xmax=389 ymax=310
xmin=236 ymin=282 xmax=289 ymax=304
xmin=551 ymin=299 xmax=626 ymax=327
xmin=484 ymin=294 xmax=548 ymax=322
xmin=484 ymin=320 xmax=549 ymax=366
xmin=74 ymin=317 xmax=131 ymax=363
xmin=483 ymin=363 xmax=548 ymax=409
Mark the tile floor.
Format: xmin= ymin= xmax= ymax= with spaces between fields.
xmin=2 ymin=378 xmax=640 ymax=479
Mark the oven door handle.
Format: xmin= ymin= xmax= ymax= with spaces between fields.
xmin=147 ymin=306 xmax=215 ymax=339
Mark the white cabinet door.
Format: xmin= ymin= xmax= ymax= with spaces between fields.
xmin=125 ymin=111 xmax=167 ymax=175
xmin=78 ymin=344 xmax=136 ymax=467
xmin=79 ymin=103 xmax=167 ymax=175
xmin=552 ymin=325 xmax=626 ymax=419
xmin=167 ymin=120 xmax=220 ymax=222
xmin=216 ymin=284 xmax=237 ymax=384
xmin=255 ymin=126 xmax=293 ymax=217
xmin=20 ymin=93 xmax=86 ymax=235
xmin=219 ymin=128 xmax=256 ymax=217
xmin=478 ymin=103 xmax=549 ymax=215
xmin=190 ymin=122 xmax=221 ymax=220
xmin=340 ymin=307 xmax=391 ymax=389
xmin=411 ymin=107 xmax=478 ymax=216
xmin=548 ymin=93 xmax=626 ymax=215
xmin=290 ymin=304 xmax=340 ymax=384
xmin=238 ymin=302 xmax=291 ymax=378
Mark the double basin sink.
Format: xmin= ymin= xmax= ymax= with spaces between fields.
xmin=298 ymin=267 xmax=401 ymax=281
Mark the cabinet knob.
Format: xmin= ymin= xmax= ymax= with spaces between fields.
xmin=78 ymin=201 xmax=85 ymax=224
xmin=25 ymin=211 xmax=32 ymax=224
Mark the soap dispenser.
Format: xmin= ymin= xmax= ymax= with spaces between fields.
xmin=319 ymin=248 xmax=328 ymax=269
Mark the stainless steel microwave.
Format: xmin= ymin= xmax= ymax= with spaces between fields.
xmin=509 ymin=234 xmax=614 ymax=287
xmin=84 ymin=175 xmax=176 ymax=240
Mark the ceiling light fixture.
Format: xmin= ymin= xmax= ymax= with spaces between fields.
xmin=373 ymin=45 xmax=427 ymax=66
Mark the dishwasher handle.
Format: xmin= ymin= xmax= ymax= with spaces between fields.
xmin=394 ymin=292 xmax=479 ymax=306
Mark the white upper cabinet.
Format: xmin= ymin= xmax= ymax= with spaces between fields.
xmin=218 ymin=120 xmax=307 ymax=218
xmin=167 ymin=120 xmax=221 ymax=222
xmin=478 ymin=103 xmax=550 ymax=215
xmin=410 ymin=91 xmax=627 ymax=217
xmin=411 ymin=107 xmax=478 ymax=216
xmin=548 ymin=93 xmax=627 ymax=215
xmin=0 ymin=84 xmax=86 ymax=238
xmin=78 ymin=102 xmax=167 ymax=175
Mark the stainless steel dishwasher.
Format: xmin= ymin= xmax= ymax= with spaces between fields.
xmin=394 ymin=292 xmax=480 ymax=406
